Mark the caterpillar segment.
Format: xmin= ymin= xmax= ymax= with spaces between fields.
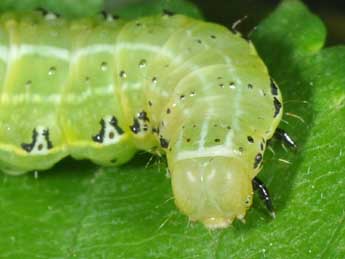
xmin=0 ymin=10 xmax=283 ymax=228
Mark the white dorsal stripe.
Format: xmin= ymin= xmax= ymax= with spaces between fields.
xmin=225 ymin=130 xmax=234 ymax=147
xmin=198 ymin=118 xmax=209 ymax=149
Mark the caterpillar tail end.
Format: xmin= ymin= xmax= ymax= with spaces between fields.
xmin=169 ymin=156 xmax=253 ymax=229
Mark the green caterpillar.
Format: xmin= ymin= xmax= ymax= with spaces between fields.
xmin=0 ymin=9 xmax=292 ymax=229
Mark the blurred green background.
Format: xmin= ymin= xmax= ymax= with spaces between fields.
xmin=106 ymin=0 xmax=345 ymax=45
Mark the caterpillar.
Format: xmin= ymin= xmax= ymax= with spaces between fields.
xmin=0 ymin=9 xmax=295 ymax=229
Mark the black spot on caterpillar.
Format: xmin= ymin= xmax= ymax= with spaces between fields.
xmin=0 ymin=10 xmax=284 ymax=229
xmin=270 ymin=78 xmax=279 ymax=96
xmin=159 ymin=136 xmax=169 ymax=148
xmin=21 ymin=128 xmax=53 ymax=153
xmin=254 ymin=153 xmax=263 ymax=169
xmin=273 ymin=97 xmax=282 ymax=117
xmin=130 ymin=111 xmax=150 ymax=134
xmin=92 ymin=116 xmax=124 ymax=143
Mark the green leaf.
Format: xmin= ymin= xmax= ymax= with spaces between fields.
xmin=0 ymin=0 xmax=103 ymax=17
xmin=0 ymin=0 xmax=202 ymax=19
xmin=0 ymin=0 xmax=345 ymax=258
xmin=114 ymin=0 xmax=203 ymax=19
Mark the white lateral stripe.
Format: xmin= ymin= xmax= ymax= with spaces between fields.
xmin=1 ymin=93 xmax=61 ymax=104
xmin=71 ymin=44 xmax=115 ymax=64
xmin=0 ymin=42 xmax=180 ymax=66
xmin=121 ymin=82 xmax=142 ymax=90
xmin=64 ymin=84 xmax=116 ymax=103
xmin=176 ymin=146 xmax=240 ymax=160
xmin=115 ymin=42 xmax=181 ymax=62
xmin=1 ymin=84 xmax=115 ymax=104
xmin=6 ymin=44 xmax=117 ymax=62
xmin=115 ymin=42 xmax=162 ymax=54
xmin=20 ymin=45 xmax=70 ymax=61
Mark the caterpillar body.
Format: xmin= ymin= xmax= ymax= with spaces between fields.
xmin=0 ymin=10 xmax=283 ymax=228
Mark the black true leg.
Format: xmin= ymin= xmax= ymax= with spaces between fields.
xmin=252 ymin=177 xmax=275 ymax=218
xmin=274 ymin=128 xmax=297 ymax=149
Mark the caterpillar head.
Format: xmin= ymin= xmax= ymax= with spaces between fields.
xmin=169 ymin=156 xmax=253 ymax=229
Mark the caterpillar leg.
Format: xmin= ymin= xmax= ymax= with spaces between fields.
xmin=36 ymin=7 xmax=61 ymax=19
xmin=274 ymin=128 xmax=297 ymax=149
xmin=252 ymin=177 xmax=275 ymax=218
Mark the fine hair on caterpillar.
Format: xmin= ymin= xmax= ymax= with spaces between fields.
xmin=0 ymin=8 xmax=296 ymax=229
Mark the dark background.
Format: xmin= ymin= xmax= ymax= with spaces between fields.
xmin=107 ymin=0 xmax=345 ymax=45
xmin=190 ymin=0 xmax=345 ymax=45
